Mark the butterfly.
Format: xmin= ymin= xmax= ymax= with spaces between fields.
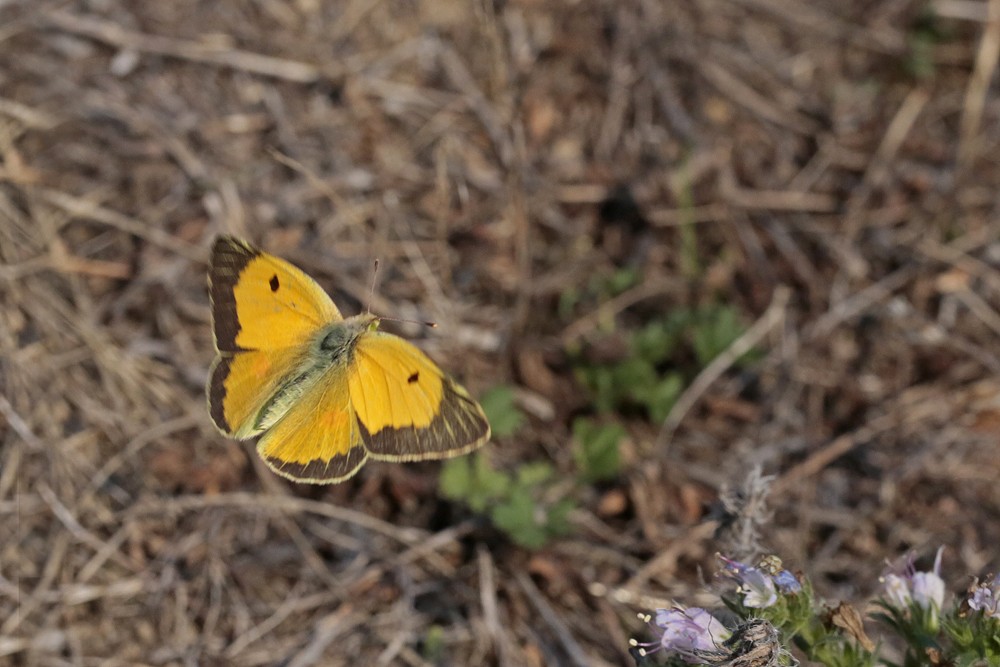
xmin=207 ymin=236 xmax=490 ymax=483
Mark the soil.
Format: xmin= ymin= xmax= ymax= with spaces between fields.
xmin=2 ymin=1 xmax=1000 ymax=665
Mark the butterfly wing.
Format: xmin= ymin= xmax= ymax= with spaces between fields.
xmin=207 ymin=236 xmax=341 ymax=437
xmin=208 ymin=346 xmax=312 ymax=439
xmin=348 ymin=332 xmax=490 ymax=460
xmin=255 ymin=366 xmax=368 ymax=483
xmin=209 ymin=236 xmax=341 ymax=352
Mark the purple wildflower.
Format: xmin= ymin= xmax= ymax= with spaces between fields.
xmin=883 ymin=572 xmax=912 ymax=608
xmin=773 ymin=569 xmax=802 ymax=594
xmin=881 ymin=547 xmax=946 ymax=623
xmin=631 ymin=607 xmax=731 ymax=662
xmin=967 ymin=574 xmax=1000 ymax=618
xmin=718 ymin=556 xmax=778 ymax=609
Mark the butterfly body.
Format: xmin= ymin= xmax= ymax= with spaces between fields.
xmin=207 ymin=236 xmax=490 ymax=483
xmin=237 ymin=313 xmax=377 ymax=438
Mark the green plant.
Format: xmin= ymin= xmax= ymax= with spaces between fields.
xmin=440 ymin=384 xmax=574 ymax=549
xmin=575 ymin=304 xmax=747 ymax=424
xmin=439 ymin=452 xmax=510 ymax=514
xmin=674 ymin=164 xmax=701 ymax=278
xmin=690 ymin=303 xmax=745 ymax=366
xmin=421 ymin=624 xmax=445 ymax=663
xmin=559 ymin=267 xmax=641 ymax=326
xmin=572 ymin=417 xmax=625 ymax=482
xmin=601 ymin=266 xmax=641 ymax=296
xmin=478 ymin=384 xmax=525 ymax=438
xmin=439 ymin=454 xmax=574 ymax=549
xmin=632 ymin=549 xmax=1000 ymax=666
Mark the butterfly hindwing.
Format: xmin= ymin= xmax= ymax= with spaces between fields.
xmin=256 ymin=364 xmax=368 ymax=483
xmin=348 ymin=332 xmax=490 ymax=461
xmin=208 ymin=346 xmax=310 ymax=438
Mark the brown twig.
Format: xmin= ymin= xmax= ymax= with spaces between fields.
xmin=656 ymin=286 xmax=791 ymax=451
xmin=42 ymin=10 xmax=327 ymax=83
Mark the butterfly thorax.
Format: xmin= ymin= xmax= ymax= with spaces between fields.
xmin=318 ymin=313 xmax=379 ymax=359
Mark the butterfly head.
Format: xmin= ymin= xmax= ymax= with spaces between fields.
xmin=318 ymin=313 xmax=379 ymax=358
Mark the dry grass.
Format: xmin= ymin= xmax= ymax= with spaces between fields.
xmin=2 ymin=0 xmax=1000 ymax=665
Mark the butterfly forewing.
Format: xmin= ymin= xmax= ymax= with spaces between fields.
xmin=209 ymin=236 xmax=341 ymax=352
xmin=348 ymin=333 xmax=490 ymax=461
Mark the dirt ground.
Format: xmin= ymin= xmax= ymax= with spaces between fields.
xmin=3 ymin=1 xmax=1000 ymax=665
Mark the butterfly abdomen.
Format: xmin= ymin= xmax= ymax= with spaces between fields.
xmin=254 ymin=363 xmax=325 ymax=433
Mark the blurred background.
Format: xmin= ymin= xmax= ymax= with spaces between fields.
xmin=3 ymin=1 xmax=1000 ymax=665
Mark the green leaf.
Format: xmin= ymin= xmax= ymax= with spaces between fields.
xmin=440 ymin=452 xmax=576 ymax=548
xmin=421 ymin=625 xmax=445 ymax=662
xmin=692 ymin=305 xmax=744 ymax=365
xmin=647 ymin=373 xmax=683 ymax=423
xmin=676 ymin=168 xmax=701 ymax=278
xmin=467 ymin=453 xmax=510 ymax=512
xmin=615 ymin=357 xmax=658 ymax=396
xmin=573 ymin=417 xmax=624 ymax=482
xmin=633 ymin=319 xmax=679 ymax=365
xmin=606 ymin=267 xmax=640 ymax=295
xmin=547 ymin=498 xmax=576 ymax=538
xmin=586 ymin=366 xmax=620 ymax=414
xmin=440 ymin=454 xmax=510 ymax=512
xmin=516 ymin=461 xmax=553 ymax=487
xmin=438 ymin=457 xmax=471 ymax=501
xmin=478 ymin=385 xmax=525 ymax=438
xmin=491 ymin=494 xmax=547 ymax=549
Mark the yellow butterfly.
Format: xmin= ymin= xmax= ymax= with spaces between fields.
xmin=207 ymin=236 xmax=490 ymax=484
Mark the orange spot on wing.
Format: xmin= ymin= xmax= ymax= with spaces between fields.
xmin=320 ymin=409 xmax=348 ymax=429
xmin=252 ymin=356 xmax=271 ymax=378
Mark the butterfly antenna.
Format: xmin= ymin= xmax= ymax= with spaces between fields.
xmin=367 ymin=259 xmax=379 ymax=314
xmin=367 ymin=259 xmax=436 ymax=329
xmin=379 ymin=315 xmax=438 ymax=329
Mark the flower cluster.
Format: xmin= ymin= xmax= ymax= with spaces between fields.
xmin=630 ymin=610 xmax=790 ymax=666
xmin=631 ymin=549 xmax=1000 ymax=666
xmin=629 ymin=555 xmax=805 ymax=666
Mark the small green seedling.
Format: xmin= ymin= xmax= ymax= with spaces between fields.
xmin=440 ymin=454 xmax=575 ymax=549
xmin=572 ymin=417 xmax=625 ymax=482
xmin=478 ymin=384 xmax=525 ymax=439
xmin=575 ymin=304 xmax=748 ymax=424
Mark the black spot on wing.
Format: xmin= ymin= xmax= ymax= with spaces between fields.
xmin=269 ymin=274 xmax=279 ymax=292
xmin=407 ymin=371 xmax=419 ymax=384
